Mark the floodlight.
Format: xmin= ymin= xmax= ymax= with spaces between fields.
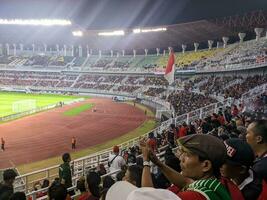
xmin=72 ymin=31 xmax=83 ymax=37
xmin=0 ymin=19 xmax=72 ymax=26
xmin=98 ymin=30 xmax=125 ymax=36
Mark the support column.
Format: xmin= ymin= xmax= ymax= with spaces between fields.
xmin=144 ymin=49 xmax=148 ymax=56
xmin=168 ymin=47 xmax=172 ymax=55
xmin=13 ymin=44 xmax=16 ymax=56
xmin=238 ymin=32 xmax=246 ymax=43
xmin=208 ymin=40 xmax=213 ymax=50
xmin=133 ymin=49 xmax=136 ymax=57
xmin=32 ymin=44 xmax=35 ymax=54
xmin=110 ymin=50 xmax=113 ymax=57
xmin=156 ymin=48 xmax=160 ymax=56
xmin=122 ymin=50 xmax=125 ymax=57
xmin=255 ymin=28 xmax=264 ymax=41
xmin=86 ymin=45 xmax=89 ymax=57
xmin=116 ymin=52 xmax=119 ymax=57
xmin=222 ymin=37 xmax=229 ymax=48
xmin=194 ymin=43 xmax=199 ymax=52
xmin=19 ymin=43 xmax=23 ymax=52
xmin=182 ymin=44 xmax=186 ymax=54
xmin=6 ymin=43 xmax=10 ymax=55
xmin=216 ymin=42 xmax=220 ymax=49
xmin=78 ymin=45 xmax=82 ymax=57
xmin=90 ymin=49 xmax=93 ymax=55
xmin=44 ymin=44 xmax=47 ymax=53
xmin=163 ymin=49 xmax=166 ymax=56
xmin=63 ymin=45 xmax=67 ymax=56
xmin=56 ymin=44 xmax=59 ymax=55
xmin=71 ymin=45 xmax=74 ymax=57
xmin=99 ymin=50 xmax=102 ymax=58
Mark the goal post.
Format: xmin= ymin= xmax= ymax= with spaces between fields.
xmin=12 ymin=99 xmax=37 ymax=113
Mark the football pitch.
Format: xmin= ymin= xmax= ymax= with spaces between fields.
xmin=0 ymin=92 xmax=82 ymax=117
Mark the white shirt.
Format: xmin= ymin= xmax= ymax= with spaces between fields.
xmin=108 ymin=153 xmax=126 ymax=173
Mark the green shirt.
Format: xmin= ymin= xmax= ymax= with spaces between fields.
xmin=59 ymin=162 xmax=72 ymax=188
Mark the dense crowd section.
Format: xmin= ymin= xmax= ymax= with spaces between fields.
xmin=0 ymin=38 xmax=266 ymax=72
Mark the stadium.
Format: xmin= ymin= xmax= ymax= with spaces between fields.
xmin=0 ymin=0 xmax=267 ymax=199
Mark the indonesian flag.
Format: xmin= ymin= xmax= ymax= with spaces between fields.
xmin=164 ymin=51 xmax=175 ymax=85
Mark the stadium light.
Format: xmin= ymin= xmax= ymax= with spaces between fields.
xmin=0 ymin=19 xmax=72 ymax=26
xmin=72 ymin=31 xmax=83 ymax=37
xmin=98 ymin=30 xmax=125 ymax=36
xmin=133 ymin=27 xmax=167 ymax=34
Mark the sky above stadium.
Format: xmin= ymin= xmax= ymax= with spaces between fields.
xmin=0 ymin=0 xmax=266 ymax=29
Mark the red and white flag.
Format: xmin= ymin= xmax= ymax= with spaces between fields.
xmin=164 ymin=51 xmax=175 ymax=85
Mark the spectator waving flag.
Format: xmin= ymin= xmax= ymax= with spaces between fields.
xmin=164 ymin=50 xmax=175 ymax=85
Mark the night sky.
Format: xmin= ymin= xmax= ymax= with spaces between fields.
xmin=0 ymin=0 xmax=266 ymax=29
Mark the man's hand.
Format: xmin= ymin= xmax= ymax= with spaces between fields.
xmin=140 ymin=138 xmax=150 ymax=161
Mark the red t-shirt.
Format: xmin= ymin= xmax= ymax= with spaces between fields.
xmin=179 ymin=127 xmax=187 ymax=138
xmin=147 ymin=138 xmax=157 ymax=152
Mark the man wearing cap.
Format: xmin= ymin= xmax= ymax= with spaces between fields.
xmin=220 ymin=138 xmax=262 ymax=200
xmin=141 ymin=134 xmax=232 ymax=200
xmin=0 ymin=169 xmax=17 ymax=199
xmin=246 ymin=120 xmax=267 ymax=181
xmin=108 ymin=146 xmax=126 ymax=176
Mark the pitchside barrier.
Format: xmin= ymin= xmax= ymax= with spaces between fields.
xmin=0 ymin=98 xmax=85 ymax=122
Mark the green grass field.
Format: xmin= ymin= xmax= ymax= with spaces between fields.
xmin=63 ymin=103 xmax=95 ymax=116
xmin=0 ymin=92 xmax=82 ymax=117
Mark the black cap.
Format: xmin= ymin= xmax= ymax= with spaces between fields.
xmin=224 ymin=138 xmax=255 ymax=167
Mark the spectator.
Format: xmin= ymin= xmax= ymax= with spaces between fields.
xmin=103 ymin=176 xmax=115 ymax=189
xmin=48 ymin=179 xmax=70 ymax=200
xmin=123 ymin=165 xmax=143 ymax=187
xmin=96 ymin=164 xmax=107 ymax=176
xmin=108 ymin=146 xmax=126 ymax=175
xmin=9 ymin=192 xmax=26 ymax=200
xmin=147 ymin=132 xmax=157 ymax=153
xmin=101 ymin=176 xmax=115 ymax=200
xmin=76 ymin=176 xmax=87 ymax=200
xmin=1 ymin=137 xmax=5 ymax=151
xmin=59 ymin=153 xmax=73 ymax=195
xmin=221 ymin=138 xmax=262 ymax=200
xmin=86 ymin=171 xmax=101 ymax=200
xmin=0 ymin=169 xmax=17 ymax=199
xmin=141 ymin=134 xmax=232 ymax=200
xmin=246 ymin=120 xmax=267 ymax=181
xmin=106 ymin=181 xmax=181 ymax=200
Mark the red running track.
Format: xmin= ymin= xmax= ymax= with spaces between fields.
xmin=0 ymin=98 xmax=147 ymax=169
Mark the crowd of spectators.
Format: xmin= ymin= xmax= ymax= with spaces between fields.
xmin=167 ymin=91 xmax=217 ymax=116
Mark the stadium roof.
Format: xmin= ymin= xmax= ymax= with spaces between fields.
xmin=0 ymin=0 xmax=266 ymax=29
